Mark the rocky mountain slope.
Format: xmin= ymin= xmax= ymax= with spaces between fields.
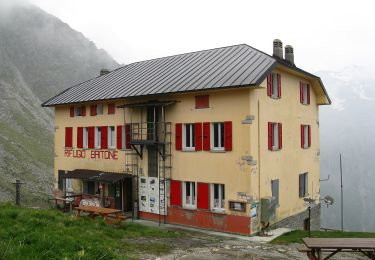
xmin=319 ymin=66 xmax=375 ymax=232
xmin=0 ymin=1 xmax=118 ymax=205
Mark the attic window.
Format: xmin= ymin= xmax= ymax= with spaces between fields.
xmin=195 ymin=95 xmax=209 ymax=109
xmin=108 ymin=103 xmax=115 ymax=114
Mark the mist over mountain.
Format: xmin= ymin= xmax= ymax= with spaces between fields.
xmin=319 ymin=66 xmax=375 ymax=232
xmin=0 ymin=1 xmax=118 ymax=205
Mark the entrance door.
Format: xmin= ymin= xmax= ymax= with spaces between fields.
xmin=114 ymin=182 xmax=122 ymax=210
xmin=147 ymin=106 xmax=160 ymax=141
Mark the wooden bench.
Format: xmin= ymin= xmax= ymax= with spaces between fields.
xmin=74 ymin=205 xmax=128 ymax=225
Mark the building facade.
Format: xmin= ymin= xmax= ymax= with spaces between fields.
xmin=43 ymin=41 xmax=330 ymax=235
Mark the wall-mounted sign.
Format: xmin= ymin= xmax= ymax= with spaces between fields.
xmin=138 ymin=176 xmax=167 ymax=215
xmin=64 ymin=149 xmax=118 ymax=160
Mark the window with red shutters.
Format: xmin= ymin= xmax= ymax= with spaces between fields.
xmin=224 ymin=121 xmax=232 ymax=151
xmin=300 ymin=82 xmax=311 ymax=105
xmin=77 ymin=127 xmax=83 ymax=148
xmin=70 ymin=107 xmax=74 ymax=117
xmin=88 ymin=127 xmax=95 ymax=149
xmin=175 ymin=123 xmax=182 ymax=150
xmin=197 ymin=183 xmax=209 ymax=210
xmin=170 ymin=180 xmax=182 ymax=206
xmin=195 ymin=95 xmax=209 ymax=109
xmin=301 ymin=124 xmax=311 ymax=149
xmin=108 ymin=103 xmax=115 ymax=114
xmin=267 ymin=73 xmax=281 ymax=98
xmin=90 ymin=105 xmax=97 ymax=116
xmin=65 ymin=127 xmax=73 ymax=148
xmin=202 ymin=122 xmax=210 ymax=151
xmin=268 ymin=122 xmax=282 ymax=150
xmin=100 ymin=126 xmax=108 ymax=149
xmin=195 ymin=122 xmax=202 ymax=151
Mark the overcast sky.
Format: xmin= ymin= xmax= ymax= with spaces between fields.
xmin=28 ymin=0 xmax=374 ymax=73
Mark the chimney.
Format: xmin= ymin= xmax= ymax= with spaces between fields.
xmin=284 ymin=45 xmax=294 ymax=65
xmin=273 ymin=39 xmax=283 ymax=59
xmin=100 ymin=69 xmax=110 ymax=76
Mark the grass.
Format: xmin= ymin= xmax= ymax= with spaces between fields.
xmin=271 ymin=230 xmax=375 ymax=244
xmin=0 ymin=203 xmax=180 ymax=259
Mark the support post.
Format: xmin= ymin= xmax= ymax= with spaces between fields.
xmin=340 ymin=153 xmax=344 ymax=232
xmin=12 ymin=179 xmax=25 ymax=206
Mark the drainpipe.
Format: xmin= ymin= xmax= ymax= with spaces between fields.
xmin=257 ymin=100 xmax=261 ymax=231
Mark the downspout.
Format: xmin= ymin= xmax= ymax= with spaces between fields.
xmin=257 ymin=100 xmax=261 ymax=231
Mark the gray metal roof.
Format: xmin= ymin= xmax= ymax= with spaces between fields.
xmin=42 ymin=44 xmax=277 ymax=106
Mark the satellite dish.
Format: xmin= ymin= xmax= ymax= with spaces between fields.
xmin=323 ymin=195 xmax=334 ymax=206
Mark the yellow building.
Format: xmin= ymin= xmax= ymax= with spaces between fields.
xmin=42 ymin=40 xmax=330 ymax=235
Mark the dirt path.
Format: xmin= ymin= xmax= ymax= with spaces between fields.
xmin=126 ymin=226 xmax=367 ymax=260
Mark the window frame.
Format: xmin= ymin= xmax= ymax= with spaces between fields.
xmin=299 ymin=172 xmax=309 ymax=198
xmin=211 ymin=122 xmax=225 ymax=151
xmin=97 ymin=104 xmax=104 ymax=115
xmin=211 ymin=183 xmax=225 ymax=212
xmin=182 ymin=181 xmax=197 ymax=209
xmin=271 ymin=179 xmax=279 ymax=207
xmin=95 ymin=127 xmax=101 ymax=149
xmin=183 ymin=123 xmax=195 ymax=151
xmin=301 ymin=82 xmax=310 ymax=105
xmin=83 ymin=127 xmax=89 ymax=149
xmin=108 ymin=126 xmax=116 ymax=149
xmin=270 ymin=73 xmax=281 ymax=98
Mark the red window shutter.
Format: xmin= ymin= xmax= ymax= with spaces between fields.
xmin=203 ymin=122 xmax=211 ymax=151
xmin=88 ymin=127 xmax=95 ymax=148
xmin=267 ymin=74 xmax=272 ymax=96
xmin=77 ymin=127 xmax=83 ymax=148
xmin=116 ymin=125 xmax=123 ymax=149
xmin=108 ymin=103 xmax=115 ymax=114
xmin=90 ymin=105 xmax=97 ymax=116
xmin=307 ymin=84 xmax=311 ymax=105
xmin=65 ymin=127 xmax=73 ymax=148
xmin=195 ymin=95 xmax=209 ymax=109
xmin=101 ymin=126 xmax=108 ymax=149
xmin=224 ymin=121 xmax=232 ymax=151
xmin=125 ymin=124 xmax=131 ymax=149
xmin=301 ymin=125 xmax=305 ymax=148
xmin=268 ymin=122 xmax=273 ymax=150
xmin=170 ymin=180 xmax=182 ymax=206
xmin=300 ymin=82 xmax=304 ymax=104
xmin=80 ymin=106 xmax=86 ymax=116
xmin=308 ymin=125 xmax=311 ymax=147
xmin=277 ymin=74 xmax=281 ymax=98
xmin=175 ymin=123 xmax=182 ymax=150
xmin=195 ymin=122 xmax=202 ymax=151
xmin=70 ymin=107 xmax=74 ymax=117
xmin=197 ymin=183 xmax=209 ymax=210
xmin=278 ymin=123 xmax=282 ymax=149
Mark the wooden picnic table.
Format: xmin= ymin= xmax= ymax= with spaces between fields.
xmin=302 ymin=237 xmax=375 ymax=260
xmin=74 ymin=205 xmax=128 ymax=224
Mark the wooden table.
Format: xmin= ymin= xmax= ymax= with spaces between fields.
xmin=302 ymin=238 xmax=375 ymax=260
xmin=74 ymin=205 xmax=127 ymax=224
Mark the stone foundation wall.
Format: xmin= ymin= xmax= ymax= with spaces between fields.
xmin=271 ymin=204 xmax=321 ymax=231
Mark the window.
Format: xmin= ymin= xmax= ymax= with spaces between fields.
xmin=271 ymin=179 xmax=279 ymax=206
xmin=83 ymin=127 xmax=89 ymax=148
xmin=183 ymin=181 xmax=196 ymax=208
xmin=108 ymin=126 xmax=115 ymax=149
xmin=211 ymin=184 xmax=225 ymax=211
xmin=108 ymin=103 xmax=115 ymax=114
xmin=95 ymin=127 xmax=101 ymax=148
xmin=299 ymin=173 xmax=308 ymax=197
xmin=66 ymin=178 xmax=73 ymax=192
xmin=58 ymin=170 xmax=65 ymax=190
xmin=74 ymin=106 xmax=86 ymax=116
xmin=267 ymin=73 xmax=281 ymax=98
xmin=195 ymin=95 xmax=209 ymax=109
xmin=268 ymin=122 xmax=282 ymax=150
xmin=183 ymin=124 xmax=195 ymax=150
xmin=301 ymin=124 xmax=311 ymax=148
xmin=97 ymin=104 xmax=104 ymax=115
xmin=212 ymin=122 xmax=224 ymax=150
xmin=300 ymin=82 xmax=310 ymax=105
